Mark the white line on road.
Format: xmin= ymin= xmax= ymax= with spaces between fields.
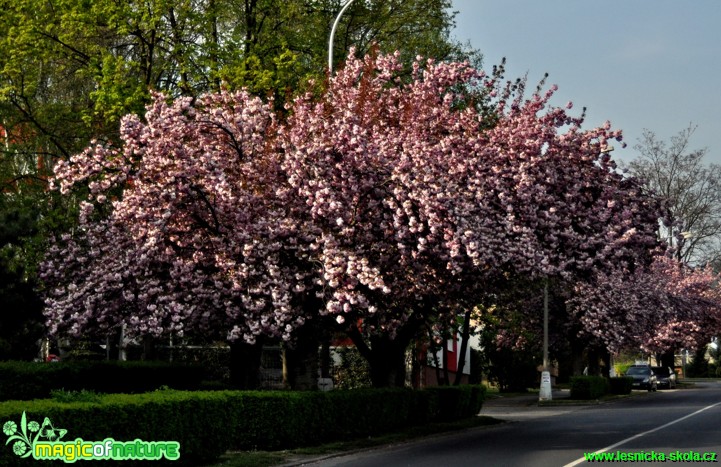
xmin=564 ymin=401 xmax=721 ymax=466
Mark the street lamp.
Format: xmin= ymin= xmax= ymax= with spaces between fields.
xmin=328 ymin=0 xmax=357 ymax=72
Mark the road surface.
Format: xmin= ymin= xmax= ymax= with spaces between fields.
xmin=301 ymin=382 xmax=721 ymax=466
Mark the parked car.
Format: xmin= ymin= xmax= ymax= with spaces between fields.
xmin=651 ymin=366 xmax=677 ymax=389
xmin=625 ymin=365 xmax=658 ymax=391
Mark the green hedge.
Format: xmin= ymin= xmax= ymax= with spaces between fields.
xmin=569 ymin=376 xmax=609 ymax=400
xmin=423 ymin=385 xmax=485 ymax=422
xmin=0 ymin=361 xmax=207 ymax=401
xmin=0 ymin=392 xmax=232 ymax=466
xmin=0 ymin=385 xmax=486 ymax=466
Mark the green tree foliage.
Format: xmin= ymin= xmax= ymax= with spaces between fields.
xmin=0 ymin=196 xmax=45 ymax=360
xmin=476 ymin=299 xmax=541 ymax=393
xmin=0 ymin=0 xmax=476 ymax=163
xmin=332 ymin=346 xmax=373 ymax=389
xmin=0 ymin=113 xmax=56 ymax=359
xmin=686 ymin=346 xmax=710 ymax=378
xmin=325 ymin=0 xmax=480 ymax=70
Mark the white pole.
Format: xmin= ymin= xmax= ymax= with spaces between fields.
xmin=539 ymin=280 xmax=552 ymax=401
xmin=328 ymin=0 xmax=357 ymax=72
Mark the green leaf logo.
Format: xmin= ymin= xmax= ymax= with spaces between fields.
xmin=3 ymin=412 xmax=65 ymax=458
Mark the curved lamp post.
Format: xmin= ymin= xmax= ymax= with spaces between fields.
xmin=328 ymin=0 xmax=357 ymax=72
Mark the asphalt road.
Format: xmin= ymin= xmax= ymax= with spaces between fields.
xmin=302 ymin=382 xmax=721 ymax=467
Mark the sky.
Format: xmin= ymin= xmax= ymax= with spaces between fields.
xmin=449 ymin=0 xmax=721 ymax=165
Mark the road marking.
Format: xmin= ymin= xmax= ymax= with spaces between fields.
xmin=564 ymin=401 xmax=721 ymax=466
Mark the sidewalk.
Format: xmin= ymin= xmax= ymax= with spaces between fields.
xmin=480 ymin=389 xmax=591 ymax=420
xmin=483 ymin=388 xmax=571 ymax=407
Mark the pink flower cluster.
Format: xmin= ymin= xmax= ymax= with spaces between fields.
xmin=43 ymin=91 xmax=312 ymax=343
xmin=569 ymin=255 xmax=721 ymax=353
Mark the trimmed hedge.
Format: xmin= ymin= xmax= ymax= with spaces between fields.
xmin=569 ymin=376 xmax=609 ymax=400
xmin=0 ymin=361 xmax=207 ymax=401
xmin=0 ymin=392 xmax=232 ymax=466
xmin=0 ymin=385 xmax=486 ymax=466
xmin=423 ymin=385 xmax=485 ymax=422
xmin=569 ymin=376 xmax=636 ymax=399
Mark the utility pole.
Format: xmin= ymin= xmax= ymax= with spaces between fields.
xmin=539 ymin=280 xmax=552 ymax=401
xmin=328 ymin=0 xmax=357 ymax=72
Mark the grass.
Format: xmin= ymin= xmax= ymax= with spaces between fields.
xmin=204 ymin=416 xmax=504 ymax=467
xmin=49 ymin=388 xmax=104 ymax=403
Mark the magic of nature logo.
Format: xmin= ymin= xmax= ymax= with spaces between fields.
xmin=3 ymin=412 xmax=180 ymax=462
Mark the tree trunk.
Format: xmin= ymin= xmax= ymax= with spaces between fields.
xmin=659 ymin=351 xmax=675 ymax=368
xmin=319 ymin=338 xmax=332 ymax=379
xmin=141 ymin=335 xmax=157 ymax=361
xmin=567 ymin=331 xmax=587 ymax=377
xmin=600 ymin=348 xmax=611 ymax=378
xmin=282 ymin=316 xmax=329 ymax=390
xmin=344 ymin=313 xmax=424 ymax=388
xmin=367 ymin=335 xmax=408 ymax=387
xmin=282 ymin=339 xmax=320 ymax=390
xmin=441 ymin=342 xmax=450 ymax=386
xmin=229 ymin=339 xmax=264 ymax=389
xmin=431 ymin=341 xmax=445 ymax=386
xmin=410 ymin=340 xmax=422 ymax=389
xmin=586 ymin=347 xmax=601 ymax=376
xmin=453 ymin=309 xmax=472 ymax=385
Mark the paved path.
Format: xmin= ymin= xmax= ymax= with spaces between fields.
xmin=480 ymin=389 xmax=595 ymax=420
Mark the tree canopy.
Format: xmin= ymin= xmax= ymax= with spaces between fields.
xmin=41 ymin=50 xmax=670 ymax=385
xmin=569 ymin=255 xmax=721 ymax=355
